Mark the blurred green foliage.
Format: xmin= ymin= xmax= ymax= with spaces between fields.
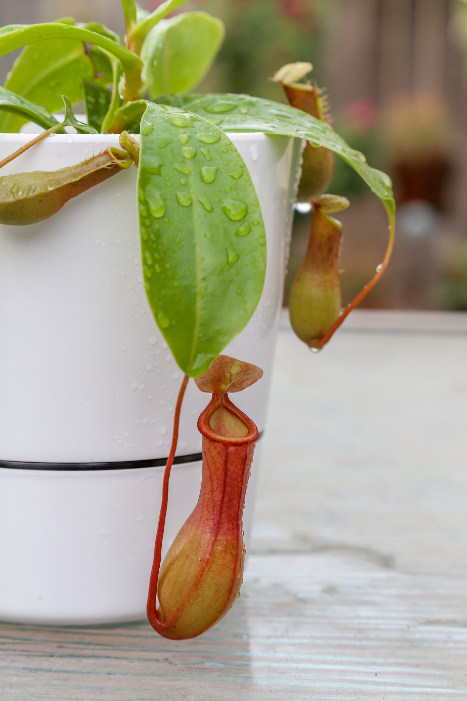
xmin=191 ymin=0 xmax=329 ymax=99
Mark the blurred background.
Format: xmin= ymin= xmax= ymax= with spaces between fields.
xmin=1 ymin=0 xmax=466 ymax=311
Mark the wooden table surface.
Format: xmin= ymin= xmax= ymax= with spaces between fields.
xmin=1 ymin=311 xmax=467 ymax=700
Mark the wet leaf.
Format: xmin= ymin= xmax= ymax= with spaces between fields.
xmin=138 ymin=103 xmax=266 ymax=377
xmin=188 ymin=93 xmax=395 ymax=217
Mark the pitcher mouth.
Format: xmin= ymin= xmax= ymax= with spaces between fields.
xmin=197 ymin=394 xmax=259 ymax=446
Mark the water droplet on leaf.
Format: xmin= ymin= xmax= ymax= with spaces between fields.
xmin=168 ymin=114 xmax=192 ymax=128
xmin=145 ymin=184 xmax=165 ymax=219
xmin=200 ymin=166 xmax=218 ymax=184
xmin=182 ymin=146 xmax=197 ymax=159
xmin=204 ymin=100 xmax=237 ymax=114
xmin=235 ymin=221 xmax=251 ymax=237
xmin=198 ymin=197 xmax=213 ymax=212
xmin=197 ymin=132 xmax=221 ymax=144
xmin=174 ymin=163 xmax=191 ymax=175
xmin=176 ymin=191 xmax=193 ymax=207
xmin=146 ymin=163 xmax=163 ymax=176
xmin=226 ymin=248 xmax=240 ymax=268
xmin=222 ymin=199 xmax=248 ymax=221
xmin=157 ymin=311 xmax=170 ymax=329
xmin=141 ymin=122 xmax=153 ymax=136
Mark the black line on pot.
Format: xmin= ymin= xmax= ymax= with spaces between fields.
xmin=0 ymin=431 xmax=264 ymax=471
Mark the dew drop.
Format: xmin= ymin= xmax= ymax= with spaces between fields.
xmin=145 ymin=163 xmax=162 ymax=176
xmin=200 ymin=165 xmax=218 ymax=184
xmin=168 ymin=114 xmax=192 ymax=128
xmin=239 ymin=106 xmax=249 ymax=114
xmin=145 ymin=184 xmax=165 ymax=218
xmin=177 ymin=132 xmax=189 ymax=145
xmin=176 ymin=191 xmax=193 ymax=207
xmin=198 ymin=197 xmax=213 ymax=212
xmin=174 ymin=162 xmax=191 ymax=175
xmin=201 ymin=148 xmax=211 ymax=161
xmin=157 ymin=134 xmax=172 ymax=149
xmin=204 ymin=100 xmax=237 ymax=114
xmin=182 ymin=146 xmax=197 ymax=159
xmin=226 ymin=248 xmax=240 ymax=268
xmin=222 ymin=198 xmax=248 ymax=221
xmin=144 ymin=250 xmax=153 ymax=265
xmin=197 ymin=132 xmax=221 ymax=144
xmin=157 ymin=310 xmax=170 ymax=329
xmin=141 ymin=122 xmax=153 ymax=136
xmin=230 ymin=169 xmax=244 ymax=180
xmin=235 ymin=221 xmax=251 ymax=237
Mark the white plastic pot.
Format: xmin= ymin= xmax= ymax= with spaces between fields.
xmin=0 ymin=131 xmax=302 ymax=624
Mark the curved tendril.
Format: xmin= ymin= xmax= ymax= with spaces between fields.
xmin=146 ymin=373 xmax=189 ymax=633
xmin=313 ymin=212 xmax=396 ymax=350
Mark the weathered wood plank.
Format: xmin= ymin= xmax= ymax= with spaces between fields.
xmin=1 ymin=553 xmax=467 ymax=700
xmin=1 ymin=312 xmax=467 ymax=699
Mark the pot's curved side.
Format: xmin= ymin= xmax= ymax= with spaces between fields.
xmin=0 ymin=132 xmax=302 ymax=624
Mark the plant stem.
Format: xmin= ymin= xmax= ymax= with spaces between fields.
xmin=121 ymin=0 xmax=138 ymax=35
xmin=127 ymin=0 xmax=192 ymax=54
xmin=0 ymin=122 xmax=62 ymax=170
xmin=147 ymin=373 xmax=189 ymax=632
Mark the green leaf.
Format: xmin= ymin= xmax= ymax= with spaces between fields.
xmin=154 ymin=94 xmax=203 ymax=108
xmin=138 ymin=103 xmax=266 ymax=377
xmin=0 ymin=23 xmax=142 ymax=100
xmin=188 ymin=93 xmax=395 ymax=217
xmin=128 ymin=0 xmax=192 ymax=50
xmin=0 ymin=87 xmax=62 ymax=131
xmin=141 ymin=13 xmax=224 ymax=97
xmin=82 ymin=22 xmax=122 ymax=44
xmin=110 ymin=100 xmax=148 ymax=133
xmin=61 ymin=95 xmax=98 ymax=134
xmin=83 ymin=81 xmax=112 ymax=131
xmin=121 ymin=0 xmax=138 ymax=29
xmin=0 ymin=26 xmax=96 ymax=133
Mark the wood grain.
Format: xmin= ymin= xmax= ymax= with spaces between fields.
xmin=1 ymin=311 xmax=467 ymax=700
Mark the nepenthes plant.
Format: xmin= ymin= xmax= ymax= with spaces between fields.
xmin=0 ymin=0 xmax=396 ymax=637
